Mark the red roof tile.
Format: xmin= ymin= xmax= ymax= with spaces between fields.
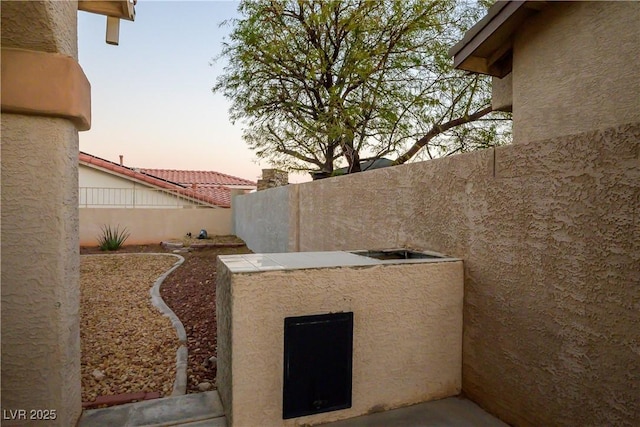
xmin=78 ymin=152 xmax=239 ymax=208
xmin=191 ymin=185 xmax=233 ymax=207
xmin=140 ymin=169 xmax=256 ymax=187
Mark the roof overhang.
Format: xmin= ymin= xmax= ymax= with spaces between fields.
xmin=449 ymin=1 xmax=548 ymax=77
xmin=78 ymin=1 xmax=136 ymax=45
xmin=78 ymin=0 xmax=135 ymax=21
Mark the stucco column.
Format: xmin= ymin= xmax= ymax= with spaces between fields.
xmin=1 ymin=1 xmax=88 ymax=426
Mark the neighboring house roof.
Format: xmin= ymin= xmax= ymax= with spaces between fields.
xmin=189 ymin=185 xmax=234 ymax=208
xmin=449 ymin=0 xmax=547 ymax=76
xmin=310 ymin=158 xmax=395 ymax=180
xmin=140 ymin=169 xmax=256 ymax=187
xmin=78 ymin=152 xmax=253 ymax=208
xmin=139 ymin=168 xmax=257 ymax=208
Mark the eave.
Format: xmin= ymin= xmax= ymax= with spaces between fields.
xmin=449 ymin=1 xmax=548 ymax=77
xmin=77 ymin=0 xmax=135 ymax=21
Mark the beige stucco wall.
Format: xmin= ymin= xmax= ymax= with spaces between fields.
xmin=512 ymin=1 xmax=640 ymax=143
xmin=217 ymin=261 xmax=463 ymax=427
xmin=491 ymin=73 xmax=512 ymax=112
xmin=80 ymin=207 xmax=232 ymax=245
xmin=1 ymin=115 xmax=81 ymax=426
xmin=233 ymin=122 xmax=640 ymax=426
xmin=1 ymin=0 xmax=78 ymax=58
xmin=1 ymin=1 xmax=82 ymax=426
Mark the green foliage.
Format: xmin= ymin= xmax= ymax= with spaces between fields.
xmin=97 ymin=225 xmax=130 ymax=251
xmin=214 ymin=0 xmax=511 ymax=174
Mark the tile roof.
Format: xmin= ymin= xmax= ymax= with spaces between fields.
xmin=190 ymin=185 xmax=233 ymax=208
xmin=78 ymin=152 xmax=253 ymax=208
xmin=139 ymin=169 xmax=256 ymax=187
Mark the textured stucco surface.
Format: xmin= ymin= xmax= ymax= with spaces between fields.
xmin=216 ymin=260 xmax=463 ymax=427
xmin=491 ymin=73 xmax=512 ymax=112
xmin=1 ymin=0 xmax=78 ymax=59
xmin=513 ymin=1 xmax=640 ymax=143
xmin=215 ymin=260 xmax=234 ymax=425
xmin=233 ymin=185 xmax=298 ymax=253
xmin=79 ymin=207 xmax=232 ymax=245
xmin=233 ymin=123 xmax=640 ymax=426
xmin=1 ymin=2 xmax=82 ymax=425
xmin=1 ymin=115 xmax=81 ymax=426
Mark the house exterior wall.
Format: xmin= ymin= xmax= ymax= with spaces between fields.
xmin=217 ymin=260 xmax=464 ymax=427
xmin=1 ymin=2 xmax=82 ymax=426
xmin=80 ymin=208 xmax=232 ymax=246
xmin=1 ymin=0 xmax=78 ymax=58
xmin=80 ymin=164 xmax=138 ymax=188
xmin=512 ymin=1 xmax=640 ymax=143
xmin=491 ymin=73 xmax=512 ymax=112
xmin=232 ymin=122 xmax=640 ymax=426
xmin=79 ymin=164 xmax=201 ymax=208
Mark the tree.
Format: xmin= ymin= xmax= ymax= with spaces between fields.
xmin=213 ymin=0 xmax=510 ymax=175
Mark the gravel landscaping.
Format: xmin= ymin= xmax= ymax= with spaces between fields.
xmin=159 ymin=245 xmax=252 ymax=393
xmin=80 ymin=237 xmax=251 ymax=403
xmin=80 ymin=254 xmax=180 ymax=403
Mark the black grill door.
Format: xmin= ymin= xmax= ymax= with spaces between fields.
xmin=283 ymin=312 xmax=353 ymax=419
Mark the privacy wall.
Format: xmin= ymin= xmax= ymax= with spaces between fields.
xmin=233 ymin=123 xmax=640 ymax=426
xmin=80 ymin=208 xmax=232 ymax=246
xmin=233 ymin=185 xmax=298 ymax=253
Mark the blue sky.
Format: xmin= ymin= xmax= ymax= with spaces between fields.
xmin=78 ymin=1 xmax=307 ymax=182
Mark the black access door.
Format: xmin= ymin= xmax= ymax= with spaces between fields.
xmin=283 ymin=312 xmax=353 ymax=419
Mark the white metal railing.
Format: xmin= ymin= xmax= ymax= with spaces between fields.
xmin=79 ymin=187 xmax=215 ymax=208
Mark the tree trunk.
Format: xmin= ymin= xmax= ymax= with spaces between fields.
xmin=343 ymin=133 xmax=361 ymax=173
xmin=347 ymin=149 xmax=361 ymax=173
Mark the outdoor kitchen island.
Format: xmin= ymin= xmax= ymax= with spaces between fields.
xmin=216 ymin=249 xmax=463 ymax=427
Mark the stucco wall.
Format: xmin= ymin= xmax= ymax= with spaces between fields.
xmin=1 ymin=0 xmax=78 ymax=58
xmin=491 ymin=73 xmax=512 ymax=112
xmin=233 ymin=185 xmax=298 ymax=253
xmin=1 ymin=1 xmax=82 ymax=426
xmin=80 ymin=207 xmax=232 ymax=245
xmin=217 ymin=260 xmax=463 ymax=427
xmin=512 ymin=1 xmax=640 ymax=143
xmin=233 ymin=123 xmax=640 ymax=426
xmin=1 ymin=115 xmax=81 ymax=426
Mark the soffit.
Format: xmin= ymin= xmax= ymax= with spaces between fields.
xmin=449 ymin=1 xmax=548 ymax=77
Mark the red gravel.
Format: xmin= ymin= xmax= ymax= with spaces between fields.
xmin=159 ymin=245 xmax=252 ymax=393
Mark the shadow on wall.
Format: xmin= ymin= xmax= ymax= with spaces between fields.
xmin=232 ymin=123 xmax=640 ymax=427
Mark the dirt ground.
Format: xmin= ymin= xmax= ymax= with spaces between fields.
xmin=80 ymin=236 xmax=252 ymax=397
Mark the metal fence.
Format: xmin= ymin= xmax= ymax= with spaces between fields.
xmin=79 ymin=187 xmax=214 ymax=208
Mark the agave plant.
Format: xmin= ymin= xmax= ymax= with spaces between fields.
xmin=97 ymin=225 xmax=130 ymax=251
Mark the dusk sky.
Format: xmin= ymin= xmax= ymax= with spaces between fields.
xmin=78 ymin=1 xmax=309 ymax=183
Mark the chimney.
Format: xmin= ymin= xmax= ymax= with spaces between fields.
xmin=119 ymin=155 xmax=123 ymax=166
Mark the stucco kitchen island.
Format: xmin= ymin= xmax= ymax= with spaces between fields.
xmin=216 ymin=250 xmax=463 ymax=427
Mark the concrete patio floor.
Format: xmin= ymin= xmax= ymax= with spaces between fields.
xmin=78 ymin=391 xmax=509 ymax=426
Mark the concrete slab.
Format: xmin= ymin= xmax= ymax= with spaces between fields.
xmin=76 ymin=393 xmax=504 ymax=427
xmin=78 ymin=391 xmax=225 ymax=427
xmin=319 ymin=396 xmax=509 ymax=427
